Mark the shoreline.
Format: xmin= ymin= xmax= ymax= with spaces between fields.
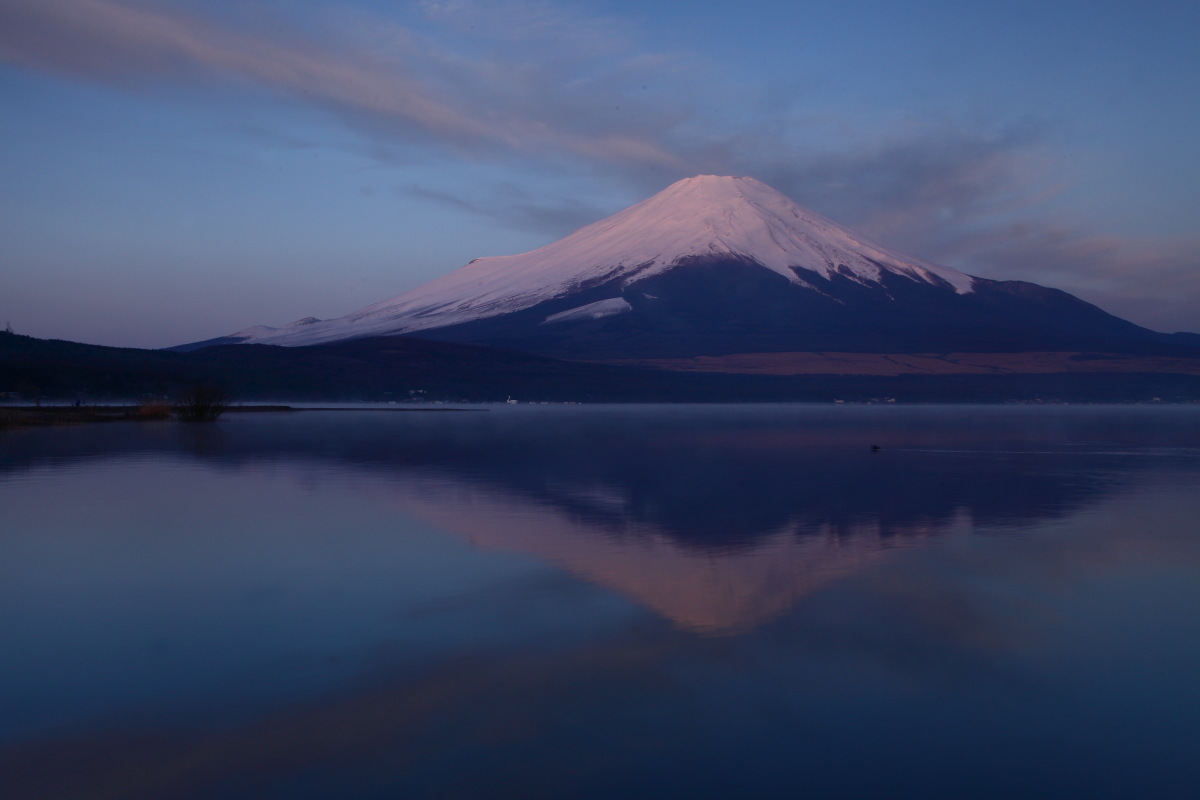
xmin=0 ymin=404 xmax=483 ymax=429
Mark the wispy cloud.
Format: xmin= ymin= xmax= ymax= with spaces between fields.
xmin=748 ymin=129 xmax=1200 ymax=331
xmin=0 ymin=0 xmax=484 ymax=144
xmin=404 ymin=182 xmax=606 ymax=237
xmin=0 ymin=0 xmax=687 ymax=167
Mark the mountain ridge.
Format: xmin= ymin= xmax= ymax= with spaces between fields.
xmin=189 ymin=175 xmax=1196 ymax=360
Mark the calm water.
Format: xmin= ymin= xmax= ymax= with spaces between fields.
xmin=3 ymin=404 xmax=1200 ymax=799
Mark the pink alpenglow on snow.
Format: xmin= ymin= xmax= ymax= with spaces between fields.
xmin=226 ymin=176 xmax=976 ymax=347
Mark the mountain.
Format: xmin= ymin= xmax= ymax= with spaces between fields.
xmin=190 ymin=175 xmax=1196 ymax=360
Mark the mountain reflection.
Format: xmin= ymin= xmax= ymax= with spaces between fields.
xmin=378 ymin=476 xmax=969 ymax=632
xmin=4 ymin=405 xmax=1197 ymax=632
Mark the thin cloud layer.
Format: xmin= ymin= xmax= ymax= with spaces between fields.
xmin=0 ymin=0 xmax=685 ymax=167
xmin=0 ymin=0 xmax=481 ymax=139
xmin=404 ymin=183 xmax=607 ymax=238
xmin=746 ymin=129 xmax=1200 ymax=331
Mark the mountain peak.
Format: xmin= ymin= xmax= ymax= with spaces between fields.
xmin=225 ymin=175 xmax=977 ymax=346
xmin=656 ymin=173 xmax=770 ymax=192
xmin=635 ymin=174 xmax=806 ymax=224
xmin=658 ymin=173 xmax=759 ymax=190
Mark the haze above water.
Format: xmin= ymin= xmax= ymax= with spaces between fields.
xmin=3 ymin=405 xmax=1200 ymax=798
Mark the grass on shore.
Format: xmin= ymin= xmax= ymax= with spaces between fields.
xmin=0 ymin=405 xmax=163 ymax=429
xmin=0 ymin=402 xmax=281 ymax=429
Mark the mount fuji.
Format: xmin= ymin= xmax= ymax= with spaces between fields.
xmin=187 ymin=175 xmax=1195 ymax=360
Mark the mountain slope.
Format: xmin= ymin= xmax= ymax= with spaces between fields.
xmin=199 ymin=175 xmax=1194 ymax=359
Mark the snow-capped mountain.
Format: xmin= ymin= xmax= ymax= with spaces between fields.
xmin=191 ymin=175 xmax=1186 ymax=359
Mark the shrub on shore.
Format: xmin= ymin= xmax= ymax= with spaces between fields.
xmin=173 ymin=385 xmax=229 ymax=422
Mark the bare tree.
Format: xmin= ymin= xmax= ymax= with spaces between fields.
xmin=173 ymin=385 xmax=230 ymax=422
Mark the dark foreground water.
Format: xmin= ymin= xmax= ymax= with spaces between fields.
xmin=3 ymin=404 xmax=1200 ymax=799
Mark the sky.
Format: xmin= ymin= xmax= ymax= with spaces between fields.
xmin=1 ymin=0 xmax=1198 ymax=348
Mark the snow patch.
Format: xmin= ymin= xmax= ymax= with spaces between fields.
xmin=229 ymin=324 xmax=279 ymax=338
xmin=543 ymin=297 xmax=632 ymax=325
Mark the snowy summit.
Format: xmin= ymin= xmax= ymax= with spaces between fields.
xmin=193 ymin=174 xmax=1168 ymax=360
xmin=223 ymin=176 xmax=974 ymax=347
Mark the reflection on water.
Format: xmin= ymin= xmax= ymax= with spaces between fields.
xmin=382 ymin=476 xmax=969 ymax=633
xmin=3 ymin=405 xmax=1200 ymax=798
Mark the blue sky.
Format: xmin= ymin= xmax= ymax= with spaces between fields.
xmin=2 ymin=0 xmax=1198 ymax=347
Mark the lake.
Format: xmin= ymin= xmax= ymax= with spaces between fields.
xmin=3 ymin=404 xmax=1200 ymax=798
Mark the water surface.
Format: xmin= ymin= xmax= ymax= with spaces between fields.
xmin=3 ymin=405 xmax=1200 ymax=798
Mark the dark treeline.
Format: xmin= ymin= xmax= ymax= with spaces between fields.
xmin=3 ymin=330 xmax=1200 ymax=403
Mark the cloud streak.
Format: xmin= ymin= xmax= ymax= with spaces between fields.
xmin=754 ymin=132 xmax=1200 ymax=331
xmin=0 ymin=0 xmax=685 ymax=168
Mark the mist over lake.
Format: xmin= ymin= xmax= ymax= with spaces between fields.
xmin=4 ymin=405 xmax=1200 ymax=798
